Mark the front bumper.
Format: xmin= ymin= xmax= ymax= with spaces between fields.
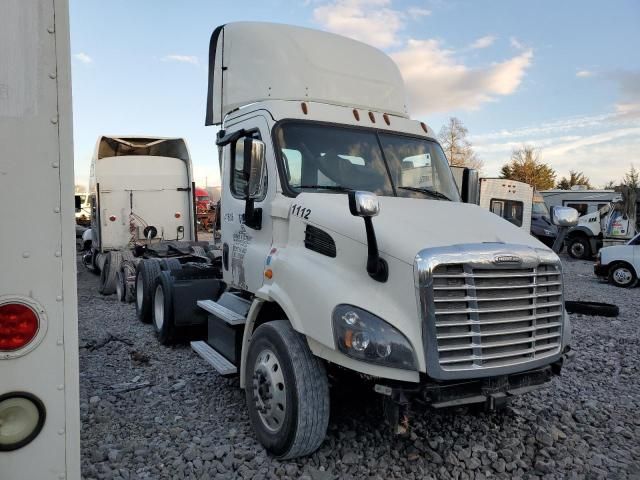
xmin=375 ymin=347 xmax=573 ymax=410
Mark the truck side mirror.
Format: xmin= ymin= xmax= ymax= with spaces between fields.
xmin=244 ymin=138 xmax=266 ymax=200
xmin=348 ymin=191 xmax=387 ymax=282
xmin=74 ymin=195 xmax=82 ymax=212
xmin=460 ymin=168 xmax=480 ymax=204
xmin=550 ymin=206 xmax=579 ymax=227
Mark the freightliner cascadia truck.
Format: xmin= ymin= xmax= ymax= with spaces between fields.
xmin=135 ymin=22 xmax=578 ymax=459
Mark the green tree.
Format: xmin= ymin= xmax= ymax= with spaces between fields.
xmin=438 ymin=117 xmax=484 ymax=170
xmin=499 ymin=145 xmax=556 ymax=190
xmin=556 ymin=170 xmax=593 ymax=190
xmin=623 ymin=164 xmax=640 ymax=189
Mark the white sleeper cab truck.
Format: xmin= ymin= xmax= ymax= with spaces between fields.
xmin=83 ymin=136 xmax=215 ymax=302
xmin=1 ymin=0 xmax=80 ymax=478
xmin=139 ymin=22 xmax=577 ymax=459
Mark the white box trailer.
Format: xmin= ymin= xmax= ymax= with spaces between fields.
xmin=479 ymin=178 xmax=534 ymax=233
xmin=0 ymin=0 xmax=80 ymax=478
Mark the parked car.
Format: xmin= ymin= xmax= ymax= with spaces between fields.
xmin=594 ymin=232 xmax=640 ymax=287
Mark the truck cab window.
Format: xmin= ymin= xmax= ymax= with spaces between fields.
xmin=490 ymin=199 xmax=524 ymax=227
xmin=275 ymin=122 xmax=460 ymax=201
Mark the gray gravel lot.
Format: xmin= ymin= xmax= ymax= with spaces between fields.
xmin=78 ymin=254 xmax=640 ymax=480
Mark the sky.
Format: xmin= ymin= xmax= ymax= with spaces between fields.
xmin=70 ymin=0 xmax=640 ymax=189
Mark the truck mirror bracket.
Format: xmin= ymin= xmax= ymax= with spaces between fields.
xmin=348 ymin=191 xmax=388 ymax=282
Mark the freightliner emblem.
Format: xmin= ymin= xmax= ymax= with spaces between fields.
xmin=493 ymin=255 xmax=522 ymax=264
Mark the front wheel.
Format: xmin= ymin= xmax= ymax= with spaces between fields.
xmin=608 ymin=264 xmax=638 ymax=288
xmin=567 ymin=237 xmax=591 ymax=260
xmin=245 ymin=321 xmax=330 ymax=459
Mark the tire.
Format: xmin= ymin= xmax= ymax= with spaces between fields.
xmin=608 ymin=263 xmax=638 ymax=288
xmin=245 ymin=321 xmax=330 ymax=459
xmin=116 ymin=269 xmax=127 ymax=302
xmin=191 ymin=245 xmax=207 ymax=257
xmin=151 ymin=273 xmax=175 ymax=345
xmin=135 ymin=259 xmax=162 ymax=323
xmin=567 ymin=237 xmax=591 ymax=260
xmin=160 ymin=258 xmax=182 ymax=271
xmin=123 ymin=263 xmax=137 ymax=303
xmin=565 ymin=300 xmax=619 ymax=317
xmin=99 ymin=251 xmax=122 ymax=295
xmin=82 ymin=249 xmax=100 ymax=275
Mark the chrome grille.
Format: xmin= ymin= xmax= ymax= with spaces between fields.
xmin=431 ymin=263 xmax=563 ymax=371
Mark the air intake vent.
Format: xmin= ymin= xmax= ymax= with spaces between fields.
xmin=304 ymin=225 xmax=336 ymax=258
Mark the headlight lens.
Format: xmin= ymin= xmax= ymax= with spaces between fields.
xmin=332 ymin=305 xmax=417 ymax=370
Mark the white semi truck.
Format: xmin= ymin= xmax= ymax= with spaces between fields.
xmin=0 ymin=0 xmax=80 ymax=478
xmin=82 ymin=135 xmax=216 ymax=300
xmin=133 ymin=22 xmax=578 ymax=459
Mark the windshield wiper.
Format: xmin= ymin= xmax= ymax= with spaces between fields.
xmin=397 ymin=186 xmax=451 ymax=201
xmin=295 ymin=185 xmax=352 ymax=192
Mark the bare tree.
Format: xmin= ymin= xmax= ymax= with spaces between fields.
xmin=500 ymin=145 xmax=556 ymax=190
xmin=623 ymin=164 xmax=640 ymax=189
xmin=602 ymin=180 xmax=618 ymax=189
xmin=556 ymin=170 xmax=593 ymax=190
xmin=438 ymin=117 xmax=484 ymax=170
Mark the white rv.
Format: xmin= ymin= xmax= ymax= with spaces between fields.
xmin=134 ymin=22 xmax=577 ymax=459
xmin=0 ymin=0 xmax=80 ymax=478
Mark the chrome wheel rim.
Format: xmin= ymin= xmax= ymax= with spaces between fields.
xmin=252 ymin=349 xmax=286 ymax=433
xmin=571 ymin=242 xmax=585 ymax=257
xmin=613 ymin=267 xmax=632 ymax=285
xmin=153 ymin=285 xmax=164 ymax=330
xmin=136 ymin=275 xmax=144 ymax=310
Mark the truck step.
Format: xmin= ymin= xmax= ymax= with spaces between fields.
xmin=190 ymin=341 xmax=237 ymax=376
xmin=197 ymin=299 xmax=246 ymax=325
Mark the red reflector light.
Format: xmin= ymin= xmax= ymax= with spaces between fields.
xmin=109 ymin=215 xmax=116 ymax=222
xmin=175 ymin=212 xmax=181 ymax=219
xmin=0 ymin=304 xmax=39 ymax=351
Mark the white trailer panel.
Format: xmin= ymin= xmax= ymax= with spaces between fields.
xmin=479 ymin=178 xmax=533 ymax=232
xmin=0 ymin=0 xmax=80 ymax=478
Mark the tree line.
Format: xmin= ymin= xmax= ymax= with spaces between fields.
xmin=438 ymin=117 xmax=639 ymax=191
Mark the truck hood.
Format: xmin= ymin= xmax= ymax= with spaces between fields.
xmin=298 ymin=193 xmax=550 ymax=264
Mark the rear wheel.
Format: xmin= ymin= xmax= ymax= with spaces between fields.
xmin=567 ymin=237 xmax=591 ymax=260
xmin=116 ymin=269 xmax=127 ymax=302
xmin=608 ymin=263 xmax=638 ymax=288
xmin=245 ymin=321 xmax=330 ymax=459
xmin=152 ymin=273 xmax=175 ymax=345
xmin=135 ymin=259 xmax=161 ymax=323
xmin=99 ymin=251 xmax=122 ymax=295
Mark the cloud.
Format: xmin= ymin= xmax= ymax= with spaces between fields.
xmin=391 ymin=39 xmax=533 ymax=114
xmin=608 ymin=70 xmax=640 ymax=119
xmin=313 ymin=0 xmax=404 ymax=49
xmin=470 ymin=35 xmax=496 ymax=50
xmin=510 ymin=37 xmax=525 ymax=50
xmin=162 ymin=54 xmax=199 ymax=65
xmin=472 ymin=110 xmax=640 ymax=186
xmin=407 ymin=6 xmax=431 ymax=17
xmin=73 ymin=52 xmax=93 ymax=64
xmin=576 ymin=70 xmax=593 ymax=78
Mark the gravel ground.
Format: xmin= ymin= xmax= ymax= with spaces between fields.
xmin=78 ymin=254 xmax=640 ymax=480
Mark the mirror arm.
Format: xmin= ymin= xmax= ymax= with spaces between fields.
xmin=363 ymin=216 xmax=388 ymax=282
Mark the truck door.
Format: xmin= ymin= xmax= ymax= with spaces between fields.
xmin=220 ymin=116 xmax=273 ymax=293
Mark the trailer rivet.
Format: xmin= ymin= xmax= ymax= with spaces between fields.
xmin=51 ymin=116 xmax=58 ymax=124
xmin=22 ymin=252 xmax=30 ymax=258
xmin=54 ymin=207 xmax=61 ymax=213
xmin=57 ymin=339 xmax=63 ymax=345
xmin=55 ymin=251 xmax=62 ymax=257
xmin=49 ymin=72 xmax=57 ymax=79
xmin=47 ymin=26 xmax=55 ymax=34
xmin=51 ymin=161 xmax=59 ymax=168
xmin=56 ymin=296 xmax=63 ymax=302
xmin=58 ymin=429 xmax=65 ymax=435
xmin=57 ymin=384 xmax=64 ymax=390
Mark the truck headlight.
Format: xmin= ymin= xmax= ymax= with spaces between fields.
xmin=332 ymin=305 xmax=417 ymax=370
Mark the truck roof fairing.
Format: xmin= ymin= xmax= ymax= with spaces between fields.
xmin=205 ymin=22 xmax=409 ymax=126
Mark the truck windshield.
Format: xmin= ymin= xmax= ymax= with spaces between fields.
xmin=275 ymin=122 xmax=460 ymax=201
xmin=532 ymin=200 xmax=549 ymax=216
